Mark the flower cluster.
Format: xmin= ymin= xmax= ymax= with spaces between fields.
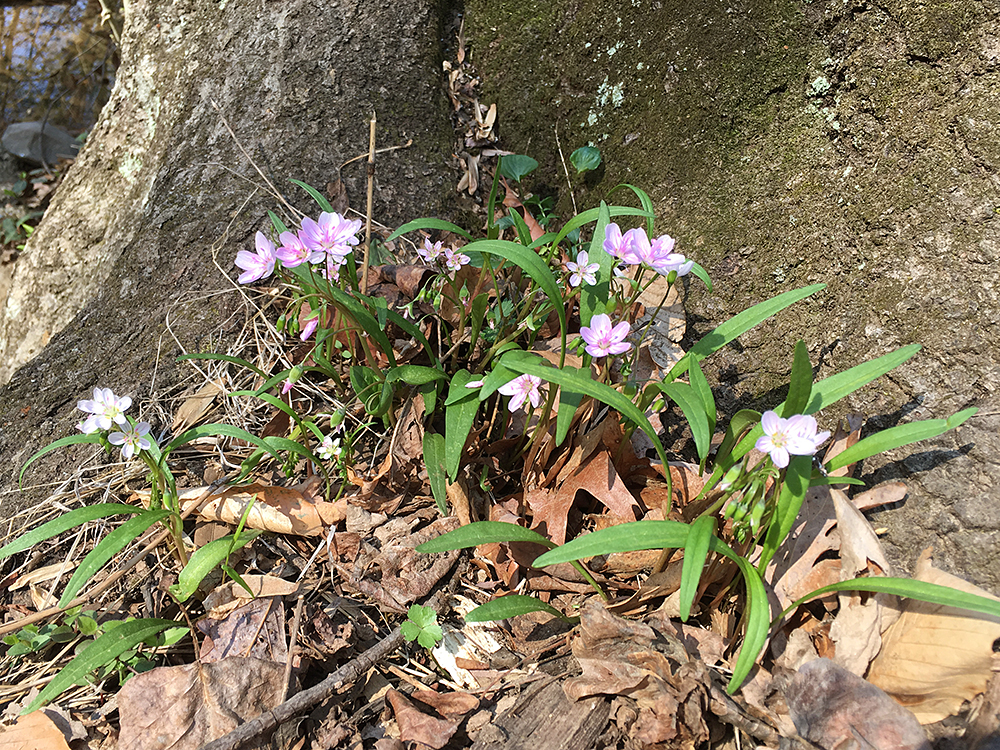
xmin=234 ymin=211 xmax=362 ymax=285
xmin=417 ymin=238 xmax=471 ymax=277
xmin=77 ymin=387 xmax=153 ymax=459
xmin=755 ymin=410 xmax=830 ymax=469
xmin=603 ymin=223 xmax=694 ymax=277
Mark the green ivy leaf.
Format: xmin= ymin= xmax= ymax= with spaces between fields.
xmin=569 ymin=146 xmax=602 ymax=173
xmin=401 ymin=604 xmax=443 ymax=649
xmin=498 ymin=155 xmax=539 ymax=182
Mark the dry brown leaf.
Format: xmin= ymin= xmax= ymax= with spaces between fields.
xmin=787 ymin=658 xmax=929 ymax=750
xmin=172 ymin=379 xmax=224 ymax=433
xmin=9 ymin=562 xmax=76 ymax=591
xmin=117 ymin=657 xmax=286 ymax=750
xmin=202 ymin=574 xmax=299 ymax=614
xmin=386 ymin=689 xmax=459 ymax=750
xmin=137 ymin=478 xmax=346 ymax=536
xmin=0 ymin=710 xmax=72 ymax=750
xmin=867 ymin=549 xmax=1000 ymax=724
xmin=198 ymin=596 xmax=288 ymax=664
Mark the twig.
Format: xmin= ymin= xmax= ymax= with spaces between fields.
xmin=200 ymin=589 xmax=451 ymax=750
xmin=361 ymin=112 xmax=376 ymax=294
xmin=340 ymin=139 xmax=412 ymax=169
xmin=554 ymin=125 xmax=578 ymax=216
xmin=282 ymin=594 xmax=305 ymax=702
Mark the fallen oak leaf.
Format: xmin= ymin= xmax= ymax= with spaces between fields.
xmin=0 ymin=710 xmax=72 ymax=750
xmin=386 ymin=689 xmax=459 ymax=750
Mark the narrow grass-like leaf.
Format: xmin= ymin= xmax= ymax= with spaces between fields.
xmin=267 ymin=210 xmax=289 ymax=235
xmin=777 ymin=576 xmax=1000 ymax=626
xmin=423 ymin=432 xmax=448 ymax=515
xmin=177 ymin=352 xmax=269 ymax=380
xmin=289 ymin=178 xmax=334 ymax=213
xmin=688 ymin=261 xmax=712 ymax=292
xmin=470 ymin=240 xmax=566 ymax=347
xmin=0 ymin=504 xmax=139 ymax=561
xmin=416 ymin=521 xmax=557 ymax=554
xmin=170 ymin=531 xmax=261 ymax=602
xmin=20 ymin=433 xmax=105 ymax=486
xmin=809 ymin=475 xmax=866 ymax=487
xmin=480 ymin=361 xmax=518 ymax=401
xmin=59 ymin=510 xmax=171 ymax=606
xmin=465 ymin=595 xmax=575 ymax=623
xmin=711 ymin=540 xmax=770 ymax=693
xmin=385 ymin=217 xmax=473 ymax=243
xmin=533 ymin=520 xmax=690 ymax=566
xmin=551 ymin=205 xmax=654 ymax=248
xmin=161 ymin=423 xmax=284 ymax=463
xmin=824 ymin=407 xmax=977 ymax=473
xmin=229 ymin=389 xmax=306 ymax=434
xmin=579 ymin=201 xmax=612 ymax=327
xmin=679 ymin=515 xmax=715 ymax=621
xmin=687 ymin=358 xmax=716 ymax=440
xmin=782 ymin=340 xmax=813 ymax=418
xmin=468 ymin=293 xmax=490 ymax=352
xmin=732 ymin=344 xmax=923 ymax=461
xmin=384 ymin=308 xmax=440 ymax=368
xmin=386 ymin=365 xmax=448 ymax=387
xmin=678 ymin=285 xmax=826 ymax=374
xmin=657 ymin=381 xmax=712 ymax=463
xmin=555 ymin=389 xmax=585 ymax=447
xmin=445 ymin=371 xmax=480 ymax=481
xmin=502 ymin=352 xmax=670 ymax=470
xmin=714 ymin=409 xmax=762 ymax=471
xmin=507 ymin=206 xmax=534 ymax=246
xmin=23 ymin=618 xmax=184 ymax=714
xmin=607 ymin=183 xmax=655 ymax=236
xmin=758 ymin=455 xmax=812 ymax=572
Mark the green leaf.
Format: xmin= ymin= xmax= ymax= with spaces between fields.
xmin=401 ymin=604 xmax=443 ymax=648
xmin=498 ymin=154 xmax=539 ymax=182
xmin=0 ymin=504 xmax=139 ymax=561
xmin=468 ymin=293 xmax=490 ymax=351
xmin=824 ymin=407 xmax=977 ymax=473
xmin=757 ymin=455 xmax=812 ymax=572
xmin=607 ymin=183 xmax=655 ymax=236
xmin=464 ymin=595 xmax=575 ymax=623
xmin=713 ymin=541 xmax=770 ymax=693
xmin=569 ymin=146 xmax=602 ymax=173
xmin=267 ymin=210 xmax=289 ymax=235
xmin=386 ymin=365 xmax=448 ymax=387
xmin=579 ymin=201 xmax=613 ymax=327
xmin=170 ymin=531 xmax=261 ymax=602
xmin=782 ymin=340 xmax=813 ymax=418
xmin=20 ymin=433 xmax=106 ymax=486
xmin=777 ymin=576 xmax=1000 ymax=626
xmin=23 ymin=619 xmax=184 ymax=714
xmin=423 ymin=432 xmax=448 ymax=515
xmin=60 ymin=510 xmax=172 ymax=606
xmin=686 ymin=358 xmax=716 ymax=441
xmin=502 ymin=352 xmax=669 ymax=470
xmin=714 ymin=409 xmax=762 ymax=472
xmin=732 ymin=345 xmax=923 ymax=462
xmin=679 ymin=515 xmax=715 ymax=622
xmin=385 ymin=217 xmax=472 ymax=243
xmin=445 ymin=371 xmax=480 ymax=482
xmin=289 ymin=178 xmax=334 ymax=213
xmin=657 ymin=382 xmax=712 ymax=464
xmin=533 ymin=520 xmax=690 ymax=566
xmin=176 ymin=352 xmax=269 ymax=380
xmin=470 ymin=240 xmax=567 ymax=349
xmin=678 ymin=284 xmax=826 ymax=374
xmin=555 ymin=389 xmax=585 ymax=447
xmin=416 ymin=521 xmax=556 ymax=554
xmin=551 ymin=205 xmax=654 ymax=249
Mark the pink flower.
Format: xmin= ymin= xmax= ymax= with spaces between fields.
xmin=604 ymin=223 xmax=627 ymax=259
xmin=443 ymin=247 xmax=471 ymax=274
xmin=299 ymin=212 xmax=361 ymax=260
xmin=755 ymin=411 xmax=831 ymax=469
xmin=580 ymin=313 xmax=632 ymax=357
xmin=300 ymin=314 xmax=320 ymax=341
xmin=275 ymin=230 xmax=322 ymax=268
xmin=498 ymin=374 xmax=544 ymax=412
xmin=418 ymin=239 xmax=444 ymax=263
xmin=235 ymin=232 xmax=277 ymax=284
xmin=565 ymin=250 xmax=599 ymax=287
xmin=77 ymin=387 xmax=131 ymax=433
xmin=109 ymin=421 xmax=153 ymax=459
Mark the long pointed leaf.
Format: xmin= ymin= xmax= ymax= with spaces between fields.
xmin=385 ymin=217 xmax=473 ymax=243
xmin=579 ymin=201 xmax=613 ymax=327
xmin=464 ymin=595 xmax=575 ymax=623
xmin=176 ymin=352 xmax=268 ymax=379
xmin=445 ymin=371 xmax=480 ymax=481
xmin=758 ymin=454 xmax=812 ymax=572
xmin=687 ymin=358 xmax=716 ymax=440
xmin=289 ymin=178 xmax=334 ymax=213
xmin=657 ymin=381 xmax=711 ymax=463
xmin=555 ymin=389 xmax=585 ymax=447
xmin=20 ymin=433 xmax=105 ymax=486
xmin=423 ymin=432 xmax=448 ymax=515
xmin=824 ymin=407 xmax=977 ymax=473
xmin=59 ymin=510 xmax=172 ymax=606
xmin=0 ymin=504 xmax=139 ymax=561
xmin=711 ymin=539 xmax=770 ymax=693
xmin=416 ymin=521 xmax=556 ymax=553
xmin=782 ymin=340 xmax=813 ymax=418
xmin=533 ymin=520 xmax=690 ymax=566
xmin=551 ymin=205 xmax=654 ymax=248
xmin=23 ymin=618 xmax=184 ymax=714
xmin=679 ymin=515 xmax=715 ymax=621
xmin=170 ymin=530 xmax=261 ymax=602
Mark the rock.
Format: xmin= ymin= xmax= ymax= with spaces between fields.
xmin=2 ymin=122 xmax=79 ymax=164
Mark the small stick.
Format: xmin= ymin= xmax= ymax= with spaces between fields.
xmin=282 ymin=594 xmax=306 ymax=701
xmin=361 ymin=112 xmax=376 ymax=294
xmin=554 ymin=125 xmax=578 ymax=216
xmin=200 ymin=589 xmax=451 ymax=750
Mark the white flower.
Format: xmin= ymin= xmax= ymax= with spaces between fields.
xmin=497 ymin=374 xmax=544 ymax=413
xmin=108 ymin=421 xmax=153 ymax=459
xmin=564 ymin=250 xmax=600 ymax=287
xmin=755 ymin=411 xmax=831 ymax=469
xmin=77 ymin=387 xmax=132 ymax=434
xmin=317 ymin=435 xmax=343 ymax=462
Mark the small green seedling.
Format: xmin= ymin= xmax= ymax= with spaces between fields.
xmin=400 ymin=604 xmax=443 ymax=649
xmin=569 ymin=146 xmax=601 ymax=173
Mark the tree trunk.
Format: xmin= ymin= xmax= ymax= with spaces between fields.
xmin=463 ymin=0 xmax=1000 ymax=592
xmin=0 ymin=0 xmax=458 ymax=518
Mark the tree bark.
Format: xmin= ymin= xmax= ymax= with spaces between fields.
xmin=0 ymin=0 xmax=458 ymax=518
